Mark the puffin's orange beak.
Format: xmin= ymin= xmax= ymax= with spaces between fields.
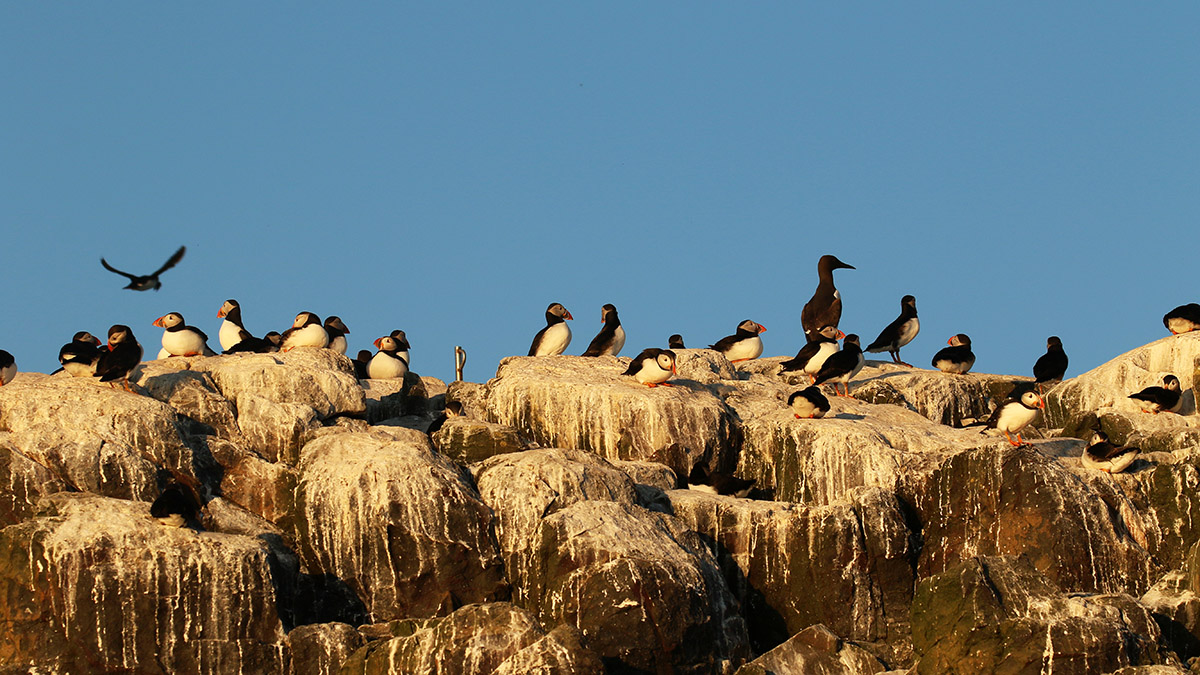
xmin=758 ymin=324 xmax=766 ymax=332
xmin=373 ymin=337 xmax=382 ymax=349
xmin=565 ymin=312 xmax=574 ymax=321
xmin=217 ymin=308 xmax=227 ymax=318
xmin=106 ymin=342 xmax=115 ymax=351
xmin=153 ymin=317 xmax=165 ymax=327
xmin=836 ymin=330 xmax=846 ymax=339
xmin=947 ymin=337 xmax=954 ymax=345
xmin=1037 ymin=398 xmax=1046 ymax=409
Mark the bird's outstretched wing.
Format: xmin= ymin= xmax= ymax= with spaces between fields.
xmin=151 ymin=246 xmax=187 ymax=277
xmin=100 ymin=258 xmax=138 ymax=281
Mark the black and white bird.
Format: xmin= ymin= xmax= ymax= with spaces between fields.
xmin=149 ymin=483 xmax=200 ymax=527
xmin=1164 ymin=304 xmax=1200 ymax=335
xmin=323 ymin=316 xmax=351 ymax=355
xmin=688 ymin=461 xmax=755 ymax=498
xmin=368 ymin=335 xmax=409 ymax=379
xmin=781 ymin=325 xmax=843 ymax=381
xmin=984 ymin=390 xmax=1044 ymax=446
xmin=623 ymin=348 xmax=677 ymax=387
xmin=225 ymin=331 xmax=281 ymax=354
xmin=154 ymin=313 xmax=214 ymax=357
xmin=813 ymin=334 xmax=865 ymax=397
xmin=352 ymin=349 xmax=373 ymax=380
xmin=710 ymin=320 xmax=766 ymax=363
xmin=280 ymin=312 xmax=329 ymax=351
xmin=0 ymin=350 xmax=15 ymax=386
xmin=427 ymin=400 xmax=464 ymax=436
xmin=789 ymin=386 xmax=831 ymax=419
xmin=387 ymin=330 xmax=412 ymax=366
xmin=529 ymin=303 xmax=573 ymax=356
xmin=1080 ymin=429 xmax=1139 ymax=474
xmin=95 ymin=325 xmax=143 ymax=391
xmin=100 ymin=245 xmax=186 ymax=291
xmin=865 ymin=295 xmax=919 ymax=366
xmin=1032 ymin=336 xmax=1068 ymax=393
xmin=668 ymin=334 xmax=686 ymax=349
xmin=581 ymin=304 xmax=626 ymax=357
xmin=217 ymin=299 xmax=255 ymax=352
xmin=59 ymin=332 xmax=104 ymax=377
xmin=1129 ymin=375 xmax=1183 ymax=415
xmin=932 ymin=334 xmax=975 ymax=374
xmin=801 ymin=255 xmax=855 ymax=342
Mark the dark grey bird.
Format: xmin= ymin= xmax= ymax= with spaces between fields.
xmin=100 ymin=246 xmax=186 ymax=291
xmin=688 ymin=461 xmax=755 ymax=498
xmin=1032 ymin=336 xmax=1068 ymax=393
xmin=668 ymin=334 xmax=685 ymax=349
xmin=801 ymin=255 xmax=855 ymax=342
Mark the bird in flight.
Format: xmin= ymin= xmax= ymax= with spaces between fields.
xmin=100 ymin=246 xmax=187 ymax=291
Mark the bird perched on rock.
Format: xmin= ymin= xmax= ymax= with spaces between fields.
xmin=801 ymin=255 xmax=854 ymax=342
xmin=389 ymin=330 xmax=412 ymax=366
xmin=58 ymin=332 xmax=103 ymax=377
xmin=427 ymin=401 xmax=464 ymax=436
xmin=100 ymin=245 xmax=186 ymax=291
xmin=149 ymin=483 xmax=200 ymax=527
xmin=154 ymin=313 xmax=214 ymax=357
xmin=1164 ymin=304 xmax=1200 ymax=335
xmin=281 ymin=312 xmax=328 ymax=351
xmin=529 ymin=303 xmax=573 ymax=356
xmin=323 ymin=316 xmax=351 ymax=355
xmin=932 ymin=334 xmax=975 ymax=374
xmin=368 ymin=335 xmax=409 ymax=379
xmin=688 ymin=461 xmax=755 ymax=498
xmin=624 ymin=348 xmax=676 ymax=387
xmin=780 ymin=326 xmax=843 ymax=382
xmin=813 ymin=334 xmax=865 ymax=396
xmin=789 ymin=386 xmax=831 ymax=419
xmin=1129 ymin=375 xmax=1183 ymax=415
xmin=0 ymin=350 xmax=15 ymax=386
xmin=984 ymin=390 xmax=1044 ymax=446
xmin=217 ymin=299 xmax=255 ymax=352
xmin=1032 ymin=336 xmax=1068 ymax=393
xmin=710 ymin=320 xmax=766 ymax=363
xmin=866 ymin=295 xmax=919 ymax=366
xmin=582 ymin=304 xmax=626 ymax=357
xmin=95 ymin=325 xmax=143 ymax=391
xmin=352 ymin=349 xmax=373 ymax=379
xmin=225 ymin=331 xmax=281 ymax=354
xmin=668 ymin=334 xmax=685 ymax=349
xmin=1080 ymin=429 xmax=1139 ymax=474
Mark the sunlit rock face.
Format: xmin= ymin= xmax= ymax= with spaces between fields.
xmin=0 ymin=493 xmax=288 ymax=674
xmin=735 ymin=624 xmax=888 ymax=675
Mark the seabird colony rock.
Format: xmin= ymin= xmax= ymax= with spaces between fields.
xmin=1 ymin=334 xmax=1199 ymax=672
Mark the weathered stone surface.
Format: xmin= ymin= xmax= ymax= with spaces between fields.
xmin=360 ymin=372 xmax=433 ymax=423
xmin=523 ymin=500 xmax=751 ymax=673
xmin=670 ymin=487 xmax=916 ymax=663
xmin=613 ymin=459 xmax=679 ymax=491
xmin=1142 ymin=570 xmax=1200 ymax=664
xmin=137 ymin=364 xmax=241 ymax=439
xmin=673 ymin=348 xmax=740 ymax=384
xmin=446 ymin=380 xmax=487 ymax=418
xmin=0 ymin=433 xmax=68 ymax=526
xmin=236 ymin=393 xmax=321 ymax=465
xmin=291 ymin=431 xmax=506 ymax=622
xmin=286 ymin=622 xmax=364 ymax=675
xmin=483 ymin=355 xmax=741 ymax=476
xmin=207 ymin=436 xmax=298 ymax=525
xmin=0 ymin=374 xmax=207 ymax=500
xmin=432 ymin=416 xmax=527 ymax=464
xmin=492 ymin=624 xmax=604 ymax=675
xmin=735 ymin=624 xmax=887 ymax=675
xmin=0 ymin=493 xmax=287 ymax=673
xmin=911 ymin=556 xmax=1164 ymax=674
xmin=182 ymin=350 xmax=366 ymax=418
xmin=918 ymin=444 xmax=1153 ymax=594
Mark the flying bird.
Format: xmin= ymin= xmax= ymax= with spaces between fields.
xmin=100 ymin=246 xmax=186 ymax=291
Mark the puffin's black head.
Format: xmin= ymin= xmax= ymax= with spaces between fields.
xmin=601 ymin=304 xmax=619 ymax=323
xmin=217 ymin=299 xmax=240 ymax=319
xmin=325 ymin=316 xmax=350 ymax=334
xmin=107 ymin=324 xmax=134 ymax=346
xmin=815 ymin=325 xmax=844 ymax=341
xmin=73 ymin=331 xmax=101 ymax=345
xmin=264 ymin=332 xmax=282 ymax=346
xmin=902 ymin=295 xmax=916 ymax=308
xmin=445 ymin=400 xmax=464 ymax=417
xmin=1164 ymin=375 xmax=1181 ymax=391
xmin=948 ymin=334 xmax=971 ymax=347
xmin=546 ymin=303 xmax=573 ymax=321
xmin=1047 ymin=336 xmax=1062 ymax=349
xmin=293 ymin=312 xmax=321 ymax=328
xmin=355 ymin=349 xmax=372 ymax=362
xmin=389 ymin=329 xmax=411 ymax=350
xmin=737 ymin=319 xmax=766 ymax=335
xmin=668 ymin=334 xmax=685 ymax=349
xmin=153 ymin=312 xmax=185 ymax=329
xmin=843 ymin=333 xmax=861 ymax=347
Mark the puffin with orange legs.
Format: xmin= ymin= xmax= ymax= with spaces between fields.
xmin=710 ymin=320 xmax=766 ymax=363
xmin=984 ymin=390 xmax=1045 ymax=446
xmin=812 ymin=334 xmax=864 ymax=397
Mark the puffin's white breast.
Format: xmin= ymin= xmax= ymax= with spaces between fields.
xmin=633 ymin=358 xmax=672 ymax=385
xmin=284 ymin=323 xmax=329 ymax=350
xmin=724 ymin=336 xmax=763 ymax=362
xmin=897 ymin=318 xmax=920 ymax=348
xmin=219 ymin=321 xmax=245 ymax=351
xmin=535 ymin=322 xmax=572 ymax=356
xmin=368 ymin=353 xmax=409 ymax=379
xmin=995 ymin=402 xmax=1040 ymax=433
xmin=935 ymin=354 xmax=975 ymax=374
xmin=609 ymin=326 xmax=626 ymax=357
xmin=1167 ymin=317 xmax=1200 ymax=334
xmin=790 ymin=396 xmax=824 ymax=419
xmin=329 ymin=335 xmax=348 ymax=355
xmin=0 ymin=364 xmax=15 ymax=385
xmin=803 ymin=342 xmax=839 ymax=375
xmin=162 ymin=328 xmax=207 ymax=357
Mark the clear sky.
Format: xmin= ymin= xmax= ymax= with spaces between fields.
xmin=3 ymin=4 xmax=1197 ymax=384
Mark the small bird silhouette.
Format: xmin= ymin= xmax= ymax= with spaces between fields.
xmin=100 ymin=246 xmax=186 ymax=291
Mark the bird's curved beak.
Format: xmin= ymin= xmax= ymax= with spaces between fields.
xmin=217 ymin=308 xmax=227 ymax=318
xmin=565 ymin=312 xmax=574 ymax=321
xmin=373 ymin=337 xmax=382 ymax=349
xmin=947 ymin=337 xmax=954 ymax=345
xmin=836 ymin=330 xmax=846 ymax=339
xmin=153 ymin=317 xmax=165 ymax=327
xmin=1037 ymin=397 xmax=1046 ymax=409
xmin=758 ymin=324 xmax=766 ymax=333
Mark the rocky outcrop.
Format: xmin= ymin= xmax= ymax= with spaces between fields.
xmin=734 ymin=624 xmax=887 ymax=675
xmin=432 ymin=416 xmax=527 ymax=464
xmin=286 ymin=622 xmax=364 ymax=675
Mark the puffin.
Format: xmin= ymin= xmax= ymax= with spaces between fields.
xmin=668 ymin=334 xmax=686 ymax=349
xmin=1032 ymin=336 xmax=1069 ymax=393
xmin=427 ymin=400 xmax=464 ymax=436
xmin=154 ymin=313 xmax=214 ymax=357
xmin=280 ymin=312 xmax=329 ymax=351
xmin=984 ymin=390 xmax=1044 ymax=446
xmin=217 ymin=299 xmax=254 ymax=352
xmin=389 ymin=330 xmax=411 ymax=366
xmin=58 ymin=332 xmax=104 ymax=377
xmin=865 ymin=295 xmax=919 ymax=366
xmin=780 ymin=325 xmax=843 ymax=381
xmin=95 ymin=325 xmax=143 ymax=391
xmin=0 ymin=350 xmax=15 ymax=386
xmin=688 ymin=461 xmax=755 ymax=498
xmin=1164 ymin=303 xmax=1200 ymax=335
xmin=100 ymin=245 xmax=186 ymax=291
xmin=1129 ymin=375 xmax=1183 ymax=415
xmin=1080 ymin=429 xmax=1139 ymax=474
xmin=813 ymin=334 xmax=865 ymax=396
xmin=581 ymin=304 xmax=626 ymax=357
xmin=710 ymin=320 xmax=766 ymax=363
xmin=623 ymin=348 xmax=677 ymax=387
xmin=801 ymin=255 xmax=855 ymax=342
xmin=225 ymin=331 xmax=281 ymax=354
xmin=324 ymin=316 xmax=351 ymax=355
xmin=789 ymin=386 xmax=831 ymax=419
xmin=368 ymin=335 xmax=409 ymax=379
xmin=149 ymin=483 xmax=200 ymax=527
xmin=528 ymin=303 xmax=573 ymax=356
xmin=352 ymin=349 xmax=373 ymax=379
xmin=932 ymin=334 xmax=975 ymax=374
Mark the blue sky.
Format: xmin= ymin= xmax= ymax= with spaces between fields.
xmin=3 ymin=4 xmax=1197 ymax=384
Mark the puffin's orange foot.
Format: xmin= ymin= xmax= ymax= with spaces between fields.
xmin=659 ymin=382 xmax=675 ymax=387
xmin=645 ymin=383 xmax=658 ymax=388
xmin=730 ymin=358 xmax=748 ymax=363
